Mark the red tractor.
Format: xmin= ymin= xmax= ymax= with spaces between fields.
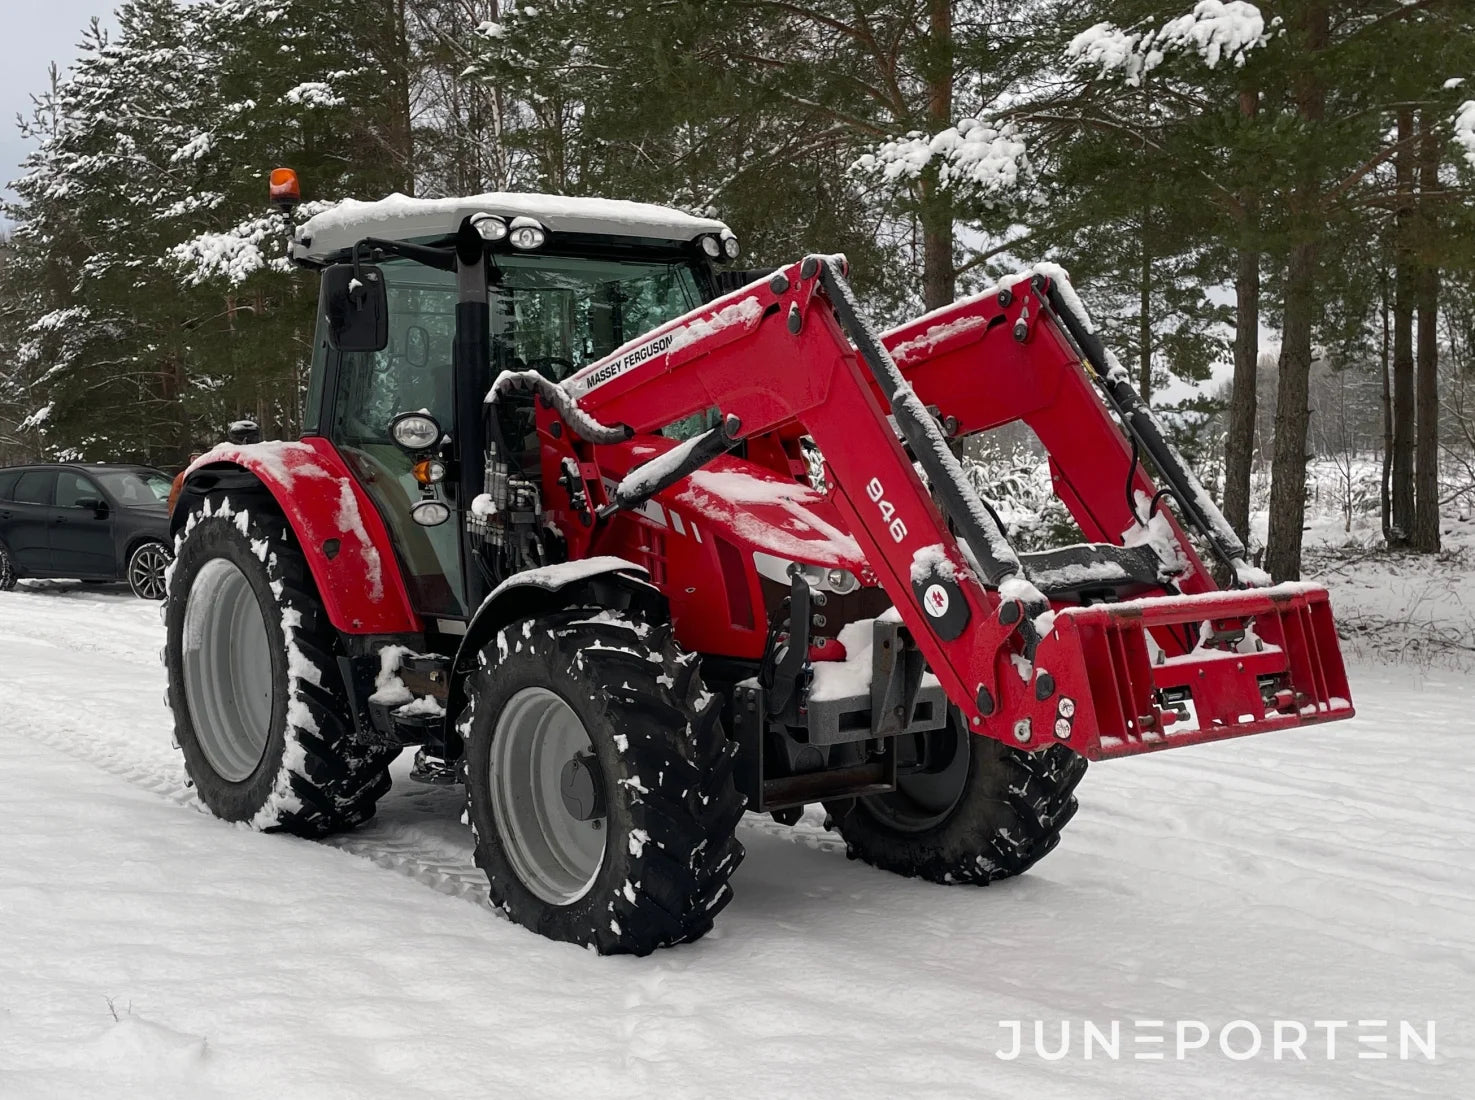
xmin=165 ymin=180 xmax=1353 ymax=954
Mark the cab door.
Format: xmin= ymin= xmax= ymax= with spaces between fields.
xmin=3 ymin=469 xmax=57 ymax=572
xmin=52 ymin=470 xmax=117 ymax=576
xmin=328 ymin=260 xmax=464 ymax=618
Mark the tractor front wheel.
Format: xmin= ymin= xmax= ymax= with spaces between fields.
xmin=825 ymin=717 xmax=1087 ymax=885
xmin=164 ymin=498 xmax=397 ymax=836
xmin=463 ymin=609 xmax=744 ymax=954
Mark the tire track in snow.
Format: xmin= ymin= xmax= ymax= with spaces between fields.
xmin=0 ymin=588 xmax=503 ymax=915
xmin=0 ymin=586 xmax=853 ymax=919
xmin=12 ymin=708 xmax=847 ymax=923
xmin=12 ymin=712 xmax=502 ymax=913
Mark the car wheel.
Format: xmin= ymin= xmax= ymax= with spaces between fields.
xmin=0 ymin=541 xmax=16 ymax=592
xmin=127 ymin=540 xmax=171 ymax=600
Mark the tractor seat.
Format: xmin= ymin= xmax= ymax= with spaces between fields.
xmin=1019 ymin=542 xmax=1176 ymax=604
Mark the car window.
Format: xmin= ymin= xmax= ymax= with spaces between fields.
xmin=13 ymin=470 xmax=55 ymax=505
xmin=94 ymin=469 xmax=171 ymax=507
xmin=0 ymin=470 xmax=18 ymax=501
xmin=56 ymin=471 xmax=103 ymax=508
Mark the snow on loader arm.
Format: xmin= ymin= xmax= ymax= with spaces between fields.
xmin=540 ymin=256 xmax=1353 ymax=763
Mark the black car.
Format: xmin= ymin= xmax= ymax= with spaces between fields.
xmin=0 ymin=463 xmax=174 ymax=599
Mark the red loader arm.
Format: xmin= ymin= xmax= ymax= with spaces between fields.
xmin=518 ymin=257 xmax=1352 ymax=760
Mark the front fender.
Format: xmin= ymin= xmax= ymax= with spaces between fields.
xmin=443 ymin=557 xmax=663 ymax=743
xmin=175 ymin=437 xmax=421 ymax=635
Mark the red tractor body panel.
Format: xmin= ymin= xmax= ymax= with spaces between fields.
xmin=182 ymin=438 xmax=422 ymax=635
xmin=542 ymin=438 xmax=868 ymax=660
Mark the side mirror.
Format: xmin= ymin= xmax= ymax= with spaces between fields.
xmin=75 ymin=497 xmax=108 ymax=517
xmin=324 ymin=263 xmax=389 ymax=353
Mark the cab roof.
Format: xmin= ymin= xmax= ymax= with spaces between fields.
xmin=293 ymin=192 xmax=732 ymax=263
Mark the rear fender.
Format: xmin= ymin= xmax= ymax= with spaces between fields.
xmin=443 ymin=558 xmax=665 ymax=749
xmin=174 ymin=438 xmax=421 ymax=635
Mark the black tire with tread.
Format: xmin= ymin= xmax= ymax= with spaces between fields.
xmin=463 ymin=608 xmax=745 ymax=955
xmin=165 ymin=498 xmax=397 ymax=837
xmin=0 ymin=540 xmax=15 ymax=591
xmin=826 ymin=728 xmax=1086 ymax=885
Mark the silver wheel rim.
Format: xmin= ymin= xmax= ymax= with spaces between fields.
xmin=181 ymin=558 xmax=274 ymax=783
xmin=130 ymin=543 xmax=170 ymax=599
xmin=489 ymin=687 xmax=607 ymax=905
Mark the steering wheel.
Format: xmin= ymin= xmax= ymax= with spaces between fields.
xmin=521 ymin=356 xmax=578 ymax=383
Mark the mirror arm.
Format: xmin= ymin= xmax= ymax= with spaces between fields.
xmin=354 ymin=237 xmax=457 ymax=273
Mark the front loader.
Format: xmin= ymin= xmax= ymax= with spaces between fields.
xmin=165 ymin=178 xmax=1352 ymax=954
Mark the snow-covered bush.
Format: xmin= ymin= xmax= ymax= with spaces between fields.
xmin=959 ymin=443 xmax=1080 ymax=554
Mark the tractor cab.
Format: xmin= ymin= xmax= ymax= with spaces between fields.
xmin=292 ymin=194 xmax=743 ymax=621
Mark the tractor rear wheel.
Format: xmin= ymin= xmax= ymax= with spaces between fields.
xmin=463 ymin=608 xmax=744 ymax=954
xmin=164 ymin=497 xmax=397 ymax=836
xmin=825 ymin=717 xmax=1086 ymax=884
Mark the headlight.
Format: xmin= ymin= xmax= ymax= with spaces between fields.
xmin=753 ymin=551 xmax=862 ymax=594
xmin=390 ymin=411 xmax=442 ymax=452
xmin=470 ymin=212 xmax=508 ymax=241
xmin=509 ymin=216 xmax=546 ymax=249
xmin=825 ymin=567 xmax=858 ymax=594
xmin=787 ymin=561 xmax=826 ymax=588
xmin=510 ymin=226 xmax=544 ymax=249
xmin=721 ymin=231 xmax=740 ymax=260
xmin=700 ymin=235 xmax=722 ymax=259
xmin=410 ymin=500 xmax=451 ymax=527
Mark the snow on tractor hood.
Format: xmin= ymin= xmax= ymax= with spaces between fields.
xmin=605 ymin=442 xmax=866 ymax=574
xmin=293 ymin=192 xmax=733 ymax=262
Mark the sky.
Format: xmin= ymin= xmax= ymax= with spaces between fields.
xmin=2 ymin=3 xmax=118 ymax=208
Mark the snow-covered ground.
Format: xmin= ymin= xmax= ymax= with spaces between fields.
xmin=2 ymin=582 xmax=1473 ymax=1098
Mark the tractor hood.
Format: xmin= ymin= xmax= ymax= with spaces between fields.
xmin=602 ymin=443 xmax=867 ymax=576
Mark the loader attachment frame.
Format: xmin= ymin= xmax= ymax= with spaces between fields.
xmin=512 ymin=256 xmax=1352 ymax=761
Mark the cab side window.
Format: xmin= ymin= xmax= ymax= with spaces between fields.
xmin=335 ymin=270 xmax=457 ymax=445
xmin=13 ymin=470 xmax=55 ymax=505
xmin=56 ymin=471 xmax=103 ymax=508
xmin=0 ymin=471 xmax=18 ymax=501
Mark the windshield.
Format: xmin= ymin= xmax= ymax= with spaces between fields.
xmin=94 ymin=469 xmax=171 ymax=507
xmin=492 ymin=253 xmax=703 ymax=379
xmin=331 ymin=253 xmax=705 ymax=446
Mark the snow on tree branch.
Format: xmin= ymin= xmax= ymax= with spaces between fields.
xmin=172 ymin=201 xmax=338 ymax=286
xmin=284 ymin=82 xmax=346 ymax=109
xmin=18 ymin=404 xmax=54 ymax=433
xmin=1068 ymin=2 xmax=1272 ymax=87
xmin=170 ymin=132 xmax=215 ymax=164
xmin=1456 ymin=101 xmax=1475 ymax=170
xmin=856 ymin=119 xmax=1029 ymax=197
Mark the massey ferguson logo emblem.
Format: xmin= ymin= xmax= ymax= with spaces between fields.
xmin=923 ymin=583 xmax=950 ymax=618
xmin=569 ymin=331 xmax=676 ymax=394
